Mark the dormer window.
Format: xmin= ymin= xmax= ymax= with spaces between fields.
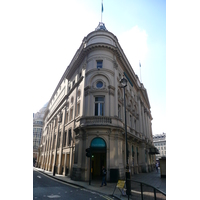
xmin=97 ymin=60 xmax=103 ymax=69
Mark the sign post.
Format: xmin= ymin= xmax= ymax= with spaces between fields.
xmin=85 ymin=148 xmax=92 ymax=185
xmin=112 ymin=180 xmax=126 ymax=198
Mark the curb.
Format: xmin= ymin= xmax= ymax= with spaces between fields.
xmin=34 ymin=168 xmax=121 ymax=200
xmin=35 ymin=168 xmax=84 ymax=189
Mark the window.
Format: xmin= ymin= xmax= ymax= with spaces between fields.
xmin=55 ymin=118 xmax=58 ymax=128
xmin=97 ymin=60 xmax=103 ymax=69
xmin=58 ymin=132 xmax=61 ymax=148
xmin=70 ymin=108 xmax=73 ymax=121
xmin=130 ymin=115 xmax=132 ymax=127
xmin=65 ymin=112 xmax=69 ymax=124
xmin=76 ymin=102 xmax=80 ymax=116
xmin=53 ymin=134 xmax=56 ymax=149
xmin=96 ymin=81 xmax=103 ymax=88
xmin=134 ymin=119 xmax=136 ymax=130
xmin=73 ymin=80 xmax=75 ymax=86
xmin=118 ymin=104 xmax=121 ymax=119
xmin=77 ymin=90 xmax=81 ymax=99
xmin=95 ymin=97 xmax=104 ymax=116
xmin=79 ymin=71 xmax=82 ymax=78
xmin=63 ymin=131 xmax=67 ymax=147
xmin=68 ymin=129 xmax=72 ymax=146
xmin=71 ymin=97 xmax=74 ymax=104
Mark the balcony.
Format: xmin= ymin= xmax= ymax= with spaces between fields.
xmin=84 ymin=116 xmax=111 ymax=124
xmin=75 ymin=116 xmax=112 ymax=128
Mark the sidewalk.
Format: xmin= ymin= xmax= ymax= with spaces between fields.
xmin=34 ymin=167 xmax=166 ymax=200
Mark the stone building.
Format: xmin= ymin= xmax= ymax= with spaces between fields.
xmin=33 ymin=103 xmax=48 ymax=165
xmin=38 ymin=22 xmax=156 ymax=182
xmin=153 ymin=132 xmax=166 ymax=161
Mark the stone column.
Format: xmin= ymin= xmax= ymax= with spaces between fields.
xmin=114 ymin=59 xmax=118 ymax=117
xmin=63 ymin=153 xmax=67 ymax=176
xmin=46 ymin=123 xmax=51 ymax=171
xmin=137 ymin=98 xmax=143 ymax=134
xmin=147 ymin=111 xmax=151 ymax=140
xmin=58 ymin=109 xmax=66 ymax=174
xmin=53 ymin=116 xmax=60 ymax=174
xmin=144 ymin=110 xmax=148 ymax=138
xmin=141 ymin=105 xmax=146 ymax=137
xmin=46 ymin=123 xmax=53 ymax=169
xmin=145 ymin=112 xmax=149 ymax=139
xmin=133 ymin=146 xmax=138 ymax=174
xmin=138 ymin=142 xmax=148 ymax=173
xmin=41 ymin=130 xmax=47 ymax=169
xmin=48 ymin=119 xmax=56 ymax=171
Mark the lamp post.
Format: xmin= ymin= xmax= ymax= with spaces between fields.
xmin=120 ymin=77 xmax=131 ymax=198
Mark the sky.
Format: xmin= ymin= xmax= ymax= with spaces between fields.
xmin=26 ymin=0 xmax=166 ymax=136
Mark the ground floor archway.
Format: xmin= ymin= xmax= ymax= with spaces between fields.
xmin=90 ymin=137 xmax=106 ymax=181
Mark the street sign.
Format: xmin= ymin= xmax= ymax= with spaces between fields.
xmin=116 ymin=180 xmax=125 ymax=188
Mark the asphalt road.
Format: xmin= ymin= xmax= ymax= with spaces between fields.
xmin=33 ymin=169 xmax=115 ymax=200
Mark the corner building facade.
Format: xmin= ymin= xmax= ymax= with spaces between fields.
xmin=39 ymin=23 xmax=156 ymax=182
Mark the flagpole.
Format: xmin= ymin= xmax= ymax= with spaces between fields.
xmin=101 ymin=0 xmax=103 ymax=23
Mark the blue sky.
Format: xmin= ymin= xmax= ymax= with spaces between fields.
xmin=27 ymin=0 xmax=166 ymax=135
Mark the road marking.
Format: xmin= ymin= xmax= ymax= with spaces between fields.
xmin=47 ymin=195 xmax=61 ymax=198
xmin=80 ymin=188 xmax=113 ymax=200
xmin=100 ymin=195 xmax=114 ymax=200
xmin=35 ymin=170 xmax=79 ymax=188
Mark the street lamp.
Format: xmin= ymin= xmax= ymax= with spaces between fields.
xmin=120 ymin=77 xmax=131 ymax=198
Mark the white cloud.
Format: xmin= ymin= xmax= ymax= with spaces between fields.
xmin=118 ymin=26 xmax=148 ymax=76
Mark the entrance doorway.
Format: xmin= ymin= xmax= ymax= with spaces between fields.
xmin=91 ymin=151 xmax=106 ymax=180
xmin=90 ymin=137 xmax=106 ymax=181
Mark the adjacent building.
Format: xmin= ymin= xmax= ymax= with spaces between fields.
xmin=38 ymin=22 xmax=156 ymax=182
xmin=153 ymin=132 xmax=166 ymax=161
xmin=33 ymin=103 xmax=48 ymax=165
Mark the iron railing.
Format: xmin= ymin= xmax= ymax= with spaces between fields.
xmin=119 ymin=180 xmax=166 ymax=200
xmin=129 ymin=180 xmax=166 ymax=200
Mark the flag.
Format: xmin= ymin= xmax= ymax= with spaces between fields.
xmin=102 ymin=1 xmax=103 ymax=13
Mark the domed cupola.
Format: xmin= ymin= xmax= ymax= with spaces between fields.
xmin=95 ymin=22 xmax=108 ymax=31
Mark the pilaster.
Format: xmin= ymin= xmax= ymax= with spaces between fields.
xmin=58 ymin=109 xmax=66 ymax=174
xmin=138 ymin=142 xmax=148 ymax=173
xmin=138 ymin=98 xmax=143 ymax=134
